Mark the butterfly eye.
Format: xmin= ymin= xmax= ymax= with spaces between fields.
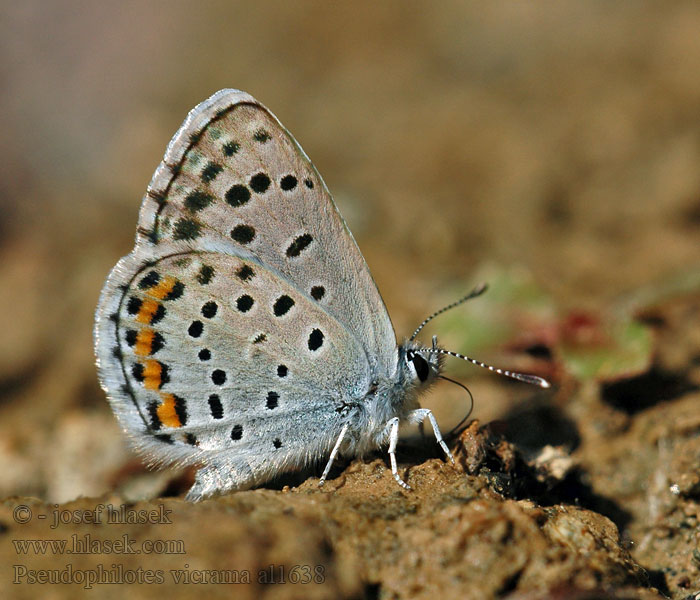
xmin=411 ymin=353 xmax=430 ymax=383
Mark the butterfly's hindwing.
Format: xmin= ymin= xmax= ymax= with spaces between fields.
xmin=98 ymin=251 xmax=371 ymax=471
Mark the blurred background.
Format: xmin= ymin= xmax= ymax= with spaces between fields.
xmin=1 ymin=1 xmax=700 ymax=504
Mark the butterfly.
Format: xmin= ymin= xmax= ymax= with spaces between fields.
xmin=94 ymin=89 xmax=549 ymax=501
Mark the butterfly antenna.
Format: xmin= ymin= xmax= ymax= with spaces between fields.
xmin=438 ymin=375 xmax=475 ymax=439
xmin=410 ymin=282 xmax=489 ymax=341
xmin=434 ymin=348 xmax=550 ymax=388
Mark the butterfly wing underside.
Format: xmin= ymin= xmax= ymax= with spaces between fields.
xmin=94 ymin=90 xmax=397 ymax=498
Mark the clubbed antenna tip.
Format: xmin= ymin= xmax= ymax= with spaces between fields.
xmin=434 ymin=348 xmax=551 ymax=388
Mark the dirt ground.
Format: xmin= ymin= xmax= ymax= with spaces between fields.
xmin=1 ymin=2 xmax=699 ymax=598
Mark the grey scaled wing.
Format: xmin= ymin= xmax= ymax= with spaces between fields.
xmin=94 ymin=89 xmax=398 ymax=499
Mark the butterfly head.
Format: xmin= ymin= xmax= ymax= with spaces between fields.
xmin=401 ymin=335 xmax=444 ymax=389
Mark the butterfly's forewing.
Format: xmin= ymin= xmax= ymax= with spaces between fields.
xmin=95 ymin=90 xmax=397 ymax=497
xmin=138 ymin=89 xmax=397 ymax=373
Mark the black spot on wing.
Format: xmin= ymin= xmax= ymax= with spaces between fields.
xmin=266 ymin=391 xmax=279 ymax=409
xmin=212 ymin=369 xmax=226 ymax=385
xmin=184 ymin=190 xmax=214 ymax=212
xmin=173 ymin=218 xmax=202 ymax=241
xmin=208 ymin=394 xmax=223 ymax=419
xmin=201 ymin=301 xmax=217 ymax=318
xmin=139 ymin=271 xmax=160 ymax=290
xmin=150 ymin=332 xmax=165 ymax=354
xmin=127 ymin=296 xmax=142 ymax=315
xmin=197 ymin=265 xmax=215 ymax=285
xmin=188 ymin=321 xmax=203 ymax=337
xmin=164 ymin=281 xmax=184 ymax=301
xmin=280 ymin=175 xmax=297 ymax=191
xmin=132 ymin=363 xmax=144 ymax=382
xmin=125 ymin=330 xmax=137 ymax=346
xmin=200 ymin=162 xmax=223 ymax=183
xmin=231 ymin=225 xmax=255 ymax=244
xmin=250 ymin=173 xmax=270 ymax=193
xmin=236 ymin=265 xmax=254 ymax=281
xmin=236 ymin=295 xmax=254 ymax=312
xmin=223 ymin=141 xmax=240 ymax=156
xmin=147 ymin=401 xmax=161 ymax=430
xmin=225 ymin=184 xmax=251 ymax=207
xmin=173 ymin=395 xmax=188 ymax=426
xmin=151 ymin=304 xmax=166 ymax=324
xmin=286 ymin=234 xmax=313 ymax=257
xmin=308 ymin=328 xmax=324 ymax=351
xmin=273 ymin=295 xmax=295 ymax=316
xmin=253 ymin=129 xmax=270 ymax=143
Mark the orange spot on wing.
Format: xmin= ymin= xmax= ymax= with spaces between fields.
xmin=136 ymin=299 xmax=161 ymax=324
xmin=143 ymin=360 xmax=163 ymax=390
xmin=157 ymin=393 xmax=182 ymax=428
xmin=134 ymin=329 xmax=155 ymax=356
xmin=149 ymin=276 xmax=178 ymax=300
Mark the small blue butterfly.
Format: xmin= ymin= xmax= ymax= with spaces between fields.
xmin=94 ymin=90 xmax=549 ymax=500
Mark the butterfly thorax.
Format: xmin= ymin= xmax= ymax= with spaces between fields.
xmin=344 ymin=340 xmax=443 ymax=454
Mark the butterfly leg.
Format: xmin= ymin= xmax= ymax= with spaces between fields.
xmin=319 ymin=423 xmax=349 ymax=487
xmin=408 ymin=408 xmax=455 ymax=465
xmin=385 ymin=417 xmax=411 ymax=490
